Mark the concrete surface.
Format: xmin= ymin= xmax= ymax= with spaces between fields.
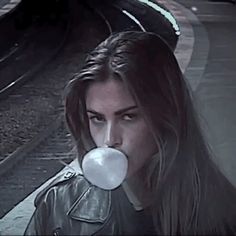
xmin=177 ymin=0 xmax=236 ymax=186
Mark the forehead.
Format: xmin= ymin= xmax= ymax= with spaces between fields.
xmin=85 ymin=79 xmax=136 ymax=110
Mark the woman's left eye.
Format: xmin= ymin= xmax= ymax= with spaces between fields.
xmin=122 ymin=114 xmax=137 ymax=121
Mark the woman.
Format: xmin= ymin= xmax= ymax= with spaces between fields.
xmin=25 ymin=31 xmax=236 ymax=235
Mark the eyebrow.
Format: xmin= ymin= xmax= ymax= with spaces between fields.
xmin=87 ymin=105 xmax=138 ymax=116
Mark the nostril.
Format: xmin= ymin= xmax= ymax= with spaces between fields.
xmin=103 ymin=142 xmax=120 ymax=149
xmin=103 ymin=143 xmax=115 ymax=148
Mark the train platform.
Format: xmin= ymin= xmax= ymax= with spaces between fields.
xmin=0 ymin=0 xmax=21 ymax=19
xmin=0 ymin=0 xmax=236 ymax=234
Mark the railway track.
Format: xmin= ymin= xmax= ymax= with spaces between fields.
xmin=0 ymin=0 xmax=70 ymax=99
xmin=0 ymin=0 xmax=111 ymax=218
xmin=0 ymin=0 xmax=179 ymax=218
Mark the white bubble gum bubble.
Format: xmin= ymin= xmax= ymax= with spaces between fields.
xmin=82 ymin=147 xmax=128 ymax=190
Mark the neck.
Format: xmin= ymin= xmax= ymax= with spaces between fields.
xmin=122 ymin=165 xmax=153 ymax=210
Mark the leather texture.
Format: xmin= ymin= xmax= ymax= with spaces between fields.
xmin=24 ymin=171 xmax=113 ymax=235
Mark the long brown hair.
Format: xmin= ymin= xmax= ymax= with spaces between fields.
xmin=65 ymin=31 xmax=236 ymax=235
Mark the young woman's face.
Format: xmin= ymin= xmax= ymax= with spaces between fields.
xmin=85 ymin=79 xmax=158 ymax=178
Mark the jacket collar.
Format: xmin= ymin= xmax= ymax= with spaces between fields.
xmin=66 ymin=160 xmax=111 ymax=223
xmin=67 ymin=182 xmax=111 ymax=223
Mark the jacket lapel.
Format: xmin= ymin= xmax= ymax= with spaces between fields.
xmin=67 ymin=185 xmax=111 ymax=223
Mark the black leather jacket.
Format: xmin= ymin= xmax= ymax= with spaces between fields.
xmin=24 ymin=170 xmax=113 ymax=235
xmin=24 ymin=169 xmax=155 ymax=236
xmin=24 ymin=167 xmax=236 ymax=236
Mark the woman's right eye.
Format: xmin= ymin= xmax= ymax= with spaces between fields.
xmin=89 ymin=116 xmax=105 ymax=124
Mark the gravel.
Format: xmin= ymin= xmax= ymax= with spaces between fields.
xmin=0 ymin=5 xmax=109 ymax=159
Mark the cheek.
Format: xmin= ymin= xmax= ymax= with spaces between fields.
xmin=125 ymin=122 xmax=158 ymax=158
xmin=88 ymin=123 xmax=102 ymax=146
xmin=126 ymin=135 xmax=157 ymax=177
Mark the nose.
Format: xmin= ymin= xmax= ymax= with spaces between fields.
xmin=103 ymin=122 xmax=122 ymax=148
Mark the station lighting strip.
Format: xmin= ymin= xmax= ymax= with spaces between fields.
xmin=137 ymin=0 xmax=181 ymax=36
xmin=122 ymin=10 xmax=146 ymax=32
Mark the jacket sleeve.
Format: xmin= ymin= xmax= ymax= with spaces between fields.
xmin=24 ymin=171 xmax=76 ymax=235
xmin=24 ymin=198 xmax=48 ymax=236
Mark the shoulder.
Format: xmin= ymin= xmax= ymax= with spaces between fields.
xmin=34 ymin=169 xmax=112 ymax=225
xmin=34 ymin=169 xmax=89 ymax=207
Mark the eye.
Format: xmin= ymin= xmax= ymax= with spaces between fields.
xmin=88 ymin=115 xmax=105 ymax=124
xmin=122 ymin=113 xmax=138 ymax=121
